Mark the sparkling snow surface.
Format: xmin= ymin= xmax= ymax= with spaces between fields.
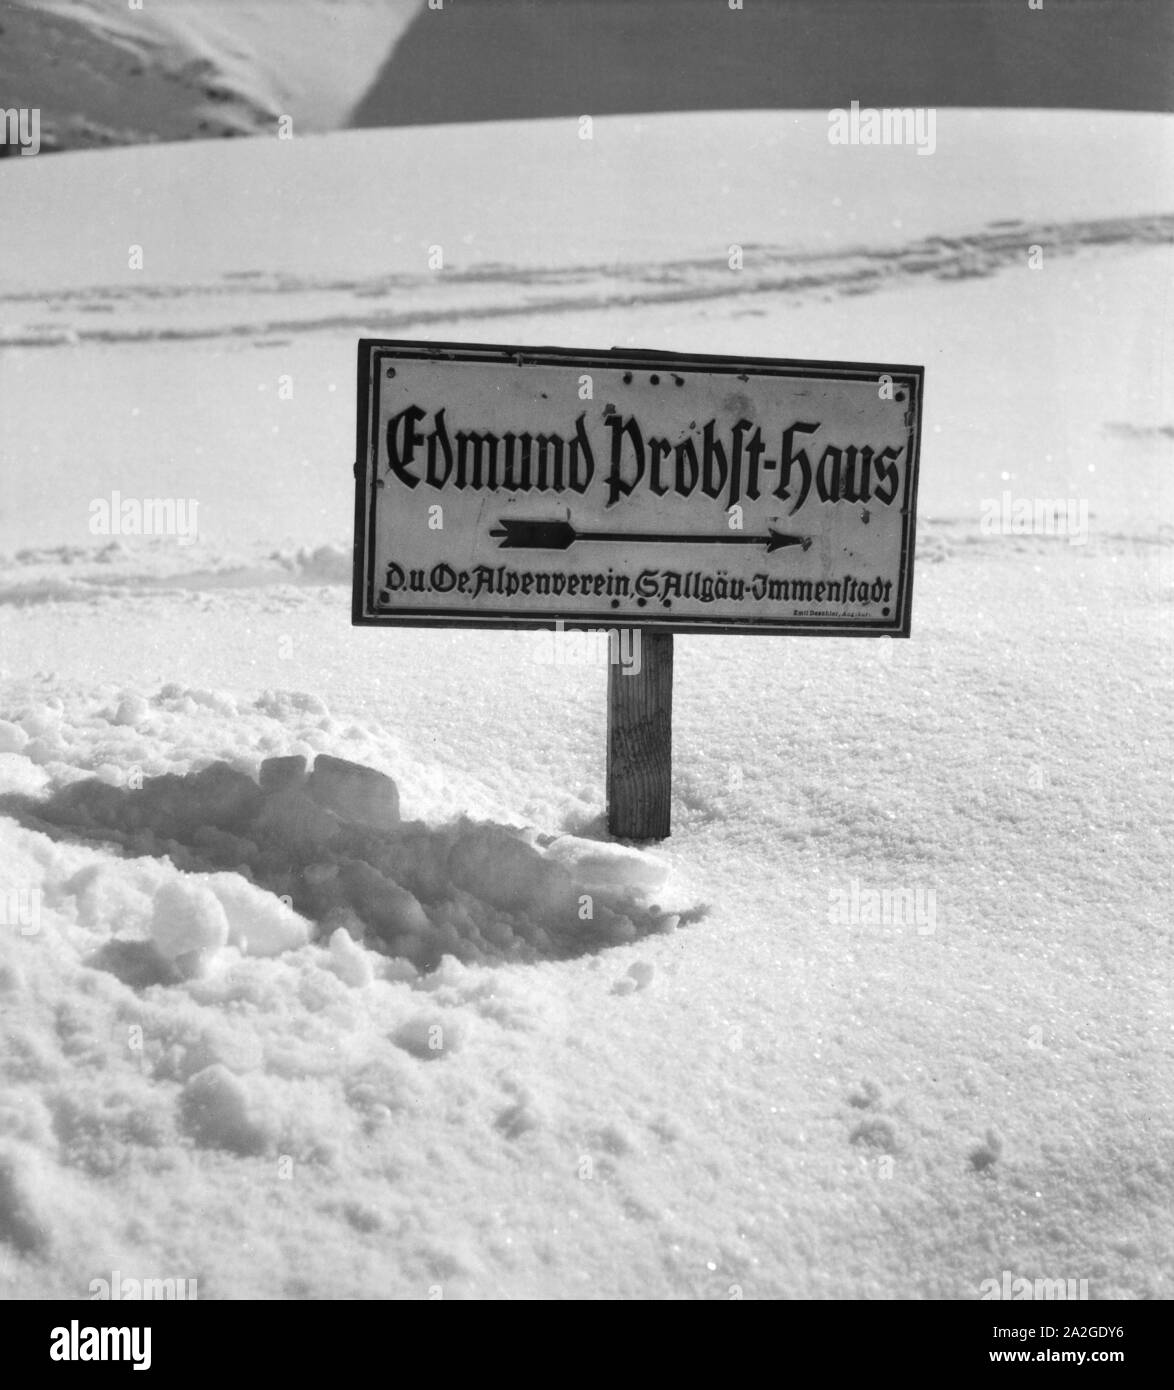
xmin=0 ymin=112 xmax=1171 ymax=1298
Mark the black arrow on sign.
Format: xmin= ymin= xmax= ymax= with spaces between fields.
xmin=488 ymin=518 xmax=811 ymax=553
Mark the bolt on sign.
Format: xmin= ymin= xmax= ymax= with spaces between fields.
xmin=354 ymin=339 xmax=924 ymax=837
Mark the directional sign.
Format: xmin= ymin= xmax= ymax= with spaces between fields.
xmin=353 ymin=340 xmax=923 ymax=637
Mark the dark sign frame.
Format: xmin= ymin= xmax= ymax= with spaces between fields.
xmin=353 ymin=338 xmax=923 ymax=637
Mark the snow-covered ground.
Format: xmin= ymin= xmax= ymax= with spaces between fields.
xmin=0 ymin=110 xmax=1171 ymax=1299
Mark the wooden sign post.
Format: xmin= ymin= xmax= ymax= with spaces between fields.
xmin=607 ymin=629 xmax=672 ymax=840
xmin=354 ymin=339 xmax=923 ymax=842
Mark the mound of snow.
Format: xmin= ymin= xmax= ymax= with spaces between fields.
xmin=6 ymin=752 xmax=685 ymax=972
xmin=544 ymin=835 xmax=670 ymax=893
xmin=306 ymin=754 xmax=400 ymax=831
xmin=150 ymin=879 xmax=229 ymax=978
xmin=202 ymin=872 xmax=313 ymax=959
xmin=179 ymin=1064 xmax=274 ymax=1157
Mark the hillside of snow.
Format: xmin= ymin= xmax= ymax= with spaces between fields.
xmin=0 ymin=0 xmax=419 ymax=151
xmin=0 ymin=110 xmax=1171 ymax=1298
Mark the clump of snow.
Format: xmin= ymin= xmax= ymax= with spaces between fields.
xmin=612 ymin=960 xmax=656 ymax=996
xmin=150 ymin=879 xmax=229 ymax=979
xmin=179 ymin=1064 xmax=274 ymax=1157
xmin=307 ymin=753 xmax=400 ymax=831
xmin=627 ymin=960 xmax=655 ymax=991
xmin=113 ymin=694 xmax=149 ymax=728
xmin=0 ymin=1143 xmax=52 ymax=1253
xmin=328 ymin=926 xmax=374 ymax=988
xmin=544 ymin=835 xmax=669 ymax=893
xmin=3 ymin=748 xmax=681 ymax=973
xmin=0 ymin=721 xmax=29 ymax=755
xmin=199 ymin=872 xmax=312 ymax=959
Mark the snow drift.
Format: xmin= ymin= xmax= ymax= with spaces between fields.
xmin=1 ymin=721 xmax=681 ymax=975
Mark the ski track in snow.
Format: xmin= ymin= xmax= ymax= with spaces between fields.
xmin=2 ymin=213 xmax=1171 ymax=349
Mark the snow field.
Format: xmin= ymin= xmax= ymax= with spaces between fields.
xmin=0 ymin=110 xmax=1170 ymax=1298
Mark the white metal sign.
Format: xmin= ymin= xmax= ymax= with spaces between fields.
xmin=354 ymin=340 xmax=923 ymax=636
